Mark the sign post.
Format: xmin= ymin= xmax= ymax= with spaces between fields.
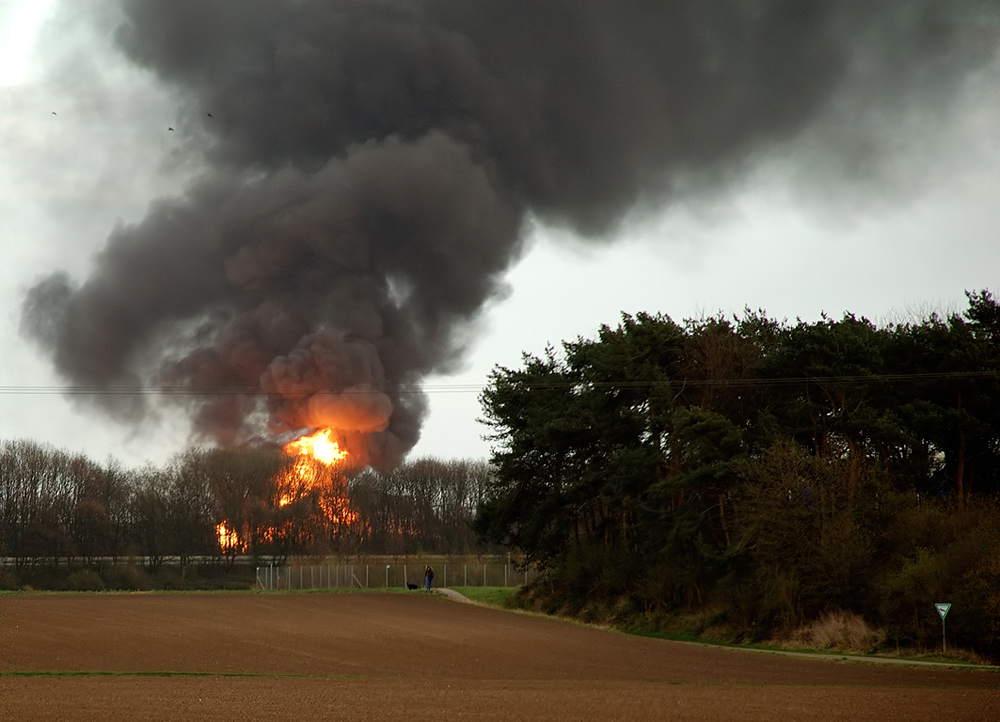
xmin=935 ymin=603 xmax=951 ymax=653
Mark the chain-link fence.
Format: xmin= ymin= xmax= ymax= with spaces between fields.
xmin=256 ymin=558 xmax=539 ymax=591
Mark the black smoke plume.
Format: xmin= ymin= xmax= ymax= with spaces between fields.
xmin=21 ymin=0 xmax=997 ymax=467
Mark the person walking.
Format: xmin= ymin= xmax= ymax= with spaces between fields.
xmin=424 ymin=565 xmax=434 ymax=591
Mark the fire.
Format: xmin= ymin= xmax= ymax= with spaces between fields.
xmin=281 ymin=428 xmax=358 ymax=526
xmin=285 ymin=428 xmax=347 ymax=465
xmin=216 ymin=521 xmax=240 ymax=552
xmin=216 ymin=428 xmax=358 ymax=554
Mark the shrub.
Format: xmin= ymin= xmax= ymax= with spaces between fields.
xmin=877 ymin=505 xmax=1000 ymax=659
xmin=0 ymin=567 xmax=19 ymax=591
xmin=782 ymin=611 xmax=884 ymax=653
xmin=151 ymin=565 xmax=187 ymax=589
xmin=102 ymin=564 xmax=150 ymax=591
xmin=66 ymin=569 xmax=105 ymax=591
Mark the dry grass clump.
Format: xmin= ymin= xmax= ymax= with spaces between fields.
xmin=780 ymin=611 xmax=885 ymax=653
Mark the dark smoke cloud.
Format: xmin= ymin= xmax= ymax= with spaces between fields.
xmin=21 ymin=0 xmax=998 ymax=467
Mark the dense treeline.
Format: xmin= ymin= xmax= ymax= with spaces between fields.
xmin=474 ymin=291 xmax=1000 ymax=659
xmin=0 ymin=441 xmax=496 ymax=575
xmin=351 ymin=459 xmax=496 ymax=555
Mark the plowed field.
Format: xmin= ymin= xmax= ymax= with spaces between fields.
xmin=1 ymin=592 xmax=996 ymax=721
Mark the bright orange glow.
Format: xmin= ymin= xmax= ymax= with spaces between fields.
xmin=285 ymin=428 xmax=347 ymax=465
xmin=215 ymin=428 xmax=357 ymax=552
xmin=284 ymin=428 xmax=358 ymax=527
xmin=216 ymin=521 xmax=241 ymax=553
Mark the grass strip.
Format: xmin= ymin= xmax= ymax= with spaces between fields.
xmin=3 ymin=671 xmax=993 ymax=691
xmin=623 ymin=629 xmax=999 ymax=670
xmin=446 ymin=586 xmax=513 ymax=606
xmin=0 ymin=670 xmax=365 ymax=679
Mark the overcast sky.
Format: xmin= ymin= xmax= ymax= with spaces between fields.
xmin=1 ymin=1 xmax=998 ymax=468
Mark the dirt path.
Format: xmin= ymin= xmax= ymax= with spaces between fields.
xmin=2 ymin=592 xmax=997 ymax=721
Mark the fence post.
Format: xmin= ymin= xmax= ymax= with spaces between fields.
xmin=444 ymin=564 xmax=447 ymax=588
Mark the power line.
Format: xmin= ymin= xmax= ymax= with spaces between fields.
xmin=0 ymin=370 xmax=992 ymax=397
xmin=0 ymin=384 xmax=486 ymax=396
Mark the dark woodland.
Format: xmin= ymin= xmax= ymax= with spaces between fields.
xmin=0 ymin=446 xmax=495 ymax=572
xmin=474 ymin=291 xmax=1000 ymax=660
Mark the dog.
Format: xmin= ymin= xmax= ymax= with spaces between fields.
xmin=406 ymin=582 xmax=419 ymax=590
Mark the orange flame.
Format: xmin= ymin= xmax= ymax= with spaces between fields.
xmin=216 ymin=521 xmax=240 ymax=553
xmin=285 ymin=428 xmax=348 ymax=465
xmin=216 ymin=428 xmax=357 ymax=553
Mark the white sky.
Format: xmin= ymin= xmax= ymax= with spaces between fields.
xmin=1 ymin=2 xmax=998 ymax=468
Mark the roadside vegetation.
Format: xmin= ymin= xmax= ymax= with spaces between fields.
xmin=449 ymin=586 xmax=515 ymax=606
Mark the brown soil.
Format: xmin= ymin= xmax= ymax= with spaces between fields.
xmin=1 ymin=591 xmax=996 ymax=721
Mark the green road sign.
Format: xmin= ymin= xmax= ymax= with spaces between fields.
xmin=935 ymin=603 xmax=952 ymax=620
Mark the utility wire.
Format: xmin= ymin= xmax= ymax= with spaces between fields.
xmin=0 ymin=370 xmax=993 ymax=397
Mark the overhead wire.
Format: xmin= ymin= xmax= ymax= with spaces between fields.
xmin=0 ymin=369 xmax=993 ymax=397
